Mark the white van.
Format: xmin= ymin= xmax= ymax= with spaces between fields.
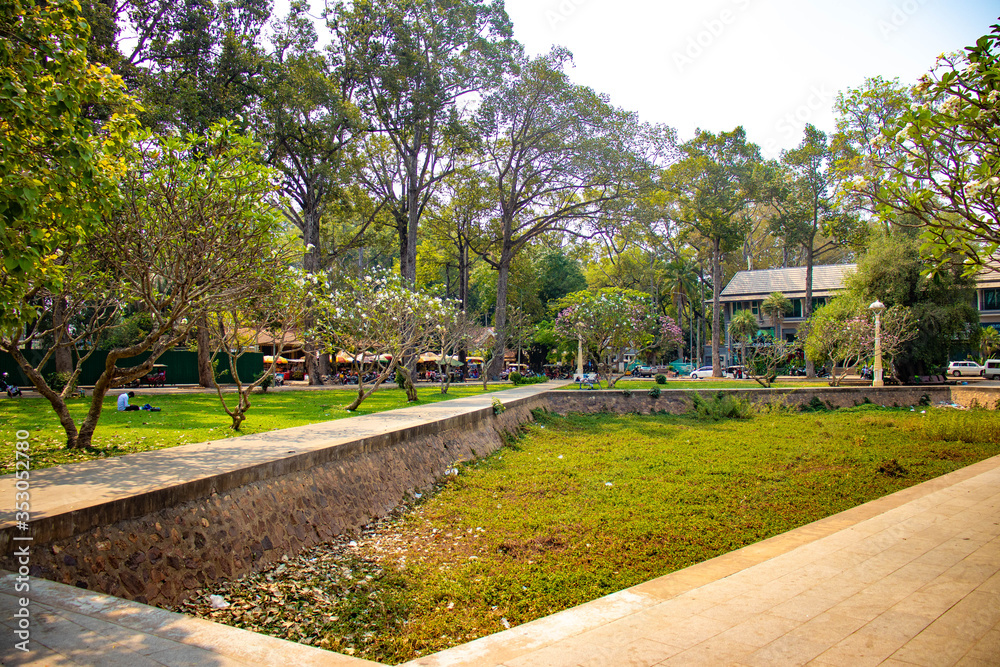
xmin=985 ymin=359 xmax=1000 ymax=380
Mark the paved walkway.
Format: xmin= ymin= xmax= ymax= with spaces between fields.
xmin=2 ymin=387 xmax=998 ymax=666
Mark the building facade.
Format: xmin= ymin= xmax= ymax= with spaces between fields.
xmin=705 ymin=263 xmax=1000 ymax=366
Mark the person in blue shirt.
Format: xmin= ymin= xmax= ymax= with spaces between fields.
xmin=118 ymin=391 xmax=139 ymax=411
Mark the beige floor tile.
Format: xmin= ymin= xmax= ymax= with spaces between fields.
xmin=769 ymin=593 xmax=841 ymax=623
xmin=741 ymin=633 xmax=829 ymax=667
xmin=920 ymin=590 xmax=1000 ymax=642
xmin=635 ymin=613 xmax=733 ymax=651
xmin=813 ymin=610 xmax=932 ymax=667
xmin=0 ymin=644 xmax=79 ymax=667
xmin=957 ymin=628 xmax=1000 ymax=666
xmin=659 ymin=636 xmax=757 ymax=666
xmin=787 ymin=611 xmax=867 ymax=645
xmin=697 ymin=593 xmax=787 ymax=622
xmin=712 ymin=613 xmax=800 ymax=648
xmin=504 ymin=640 xmax=604 ymax=667
xmin=577 ymin=637 xmax=682 ymax=667
xmin=889 ymin=627 xmax=978 ymax=667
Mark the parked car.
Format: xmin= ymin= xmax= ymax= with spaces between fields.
xmin=982 ymin=359 xmax=1000 ymax=380
xmin=633 ymin=365 xmax=655 ymax=377
xmin=948 ymin=360 xmax=985 ymax=377
xmin=690 ymin=365 xmax=717 ymax=379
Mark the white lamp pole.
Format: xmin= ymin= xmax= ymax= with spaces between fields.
xmin=869 ymin=300 xmax=885 ymax=387
xmin=576 ymin=334 xmax=584 ymax=381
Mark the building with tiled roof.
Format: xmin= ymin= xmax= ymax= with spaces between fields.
xmin=707 ymin=262 xmax=1000 ymax=365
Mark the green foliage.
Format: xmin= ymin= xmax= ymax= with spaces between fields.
xmin=256 ymin=370 xmax=275 ymax=392
xmin=44 ymin=371 xmax=75 ymax=393
xmin=508 ymin=371 xmax=522 ymax=385
xmin=395 ymin=369 xmax=407 ymax=389
xmin=863 ymin=22 xmax=1000 ymax=269
xmin=846 ymin=232 xmax=978 ymax=378
xmin=98 ymin=311 xmax=154 ymax=350
xmin=647 ymin=386 xmax=661 ymax=398
xmin=492 ymin=397 xmax=506 ymax=415
xmin=0 ymin=0 xmax=139 ymax=329
xmin=655 ymin=374 xmax=667 ymax=384
xmin=687 ymin=391 xmax=754 ymax=421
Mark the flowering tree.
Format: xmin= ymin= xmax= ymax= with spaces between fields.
xmin=1 ymin=123 xmax=286 ymax=449
xmin=425 ymin=302 xmax=477 ymax=394
xmin=849 ymin=23 xmax=1000 ymax=270
xmin=314 ymin=271 xmax=436 ymax=411
xmin=207 ymin=269 xmax=311 ymax=430
xmin=554 ymin=288 xmax=683 ymax=388
xmin=803 ymin=304 xmax=916 ymax=386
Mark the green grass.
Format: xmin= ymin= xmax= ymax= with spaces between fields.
xmin=182 ymin=404 xmax=1000 ymax=663
xmin=570 ymin=379 xmax=831 ymax=390
xmin=0 ymin=384 xmax=499 ymax=475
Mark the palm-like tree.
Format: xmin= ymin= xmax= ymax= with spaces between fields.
xmin=980 ymin=326 xmax=1000 ymax=361
xmin=761 ymin=291 xmax=792 ymax=343
xmin=728 ymin=309 xmax=759 ymax=369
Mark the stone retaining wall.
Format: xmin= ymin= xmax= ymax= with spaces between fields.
xmin=3 ymin=397 xmax=543 ymax=608
xmin=544 ymin=385 xmax=959 ymax=415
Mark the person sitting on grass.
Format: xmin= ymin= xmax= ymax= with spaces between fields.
xmin=117 ymin=391 xmax=161 ymax=412
xmin=118 ymin=391 xmax=139 ymax=411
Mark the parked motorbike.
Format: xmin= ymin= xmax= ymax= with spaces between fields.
xmin=2 ymin=372 xmax=22 ymax=397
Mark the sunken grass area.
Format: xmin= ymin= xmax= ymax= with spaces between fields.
xmin=569 ymin=379 xmax=831 ymax=390
xmin=180 ymin=403 xmax=1000 ymax=664
xmin=0 ymin=384 xmax=500 ymax=475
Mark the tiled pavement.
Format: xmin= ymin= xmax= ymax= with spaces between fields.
xmin=2 ymin=386 xmax=999 ymax=666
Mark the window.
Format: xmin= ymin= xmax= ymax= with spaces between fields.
xmin=790 ymin=299 xmax=802 ymax=318
xmin=811 ymin=297 xmax=827 ymax=312
xmin=982 ymin=288 xmax=1000 ymax=311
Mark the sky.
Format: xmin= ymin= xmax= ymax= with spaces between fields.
xmin=501 ymin=0 xmax=999 ymax=157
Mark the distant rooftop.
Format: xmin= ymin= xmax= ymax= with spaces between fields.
xmin=719 ymin=264 xmax=857 ymax=302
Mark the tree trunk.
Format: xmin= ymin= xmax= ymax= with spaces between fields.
xmin=6 ymin=344 xmax=80 ymax=448
xmin=804 ymin=243 xmax=815 ymax=378
xmin=196 ymin=315 xmax=216 ymax=388
xmin=711 ymin=238 xmax=723 ymax=377
xmin=489 ymin=255 xmax=511 ymax=379
xmin=53 ymin=297 xmax=73 ymax=374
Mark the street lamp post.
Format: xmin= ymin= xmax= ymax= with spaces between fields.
xmin=576 ymin=335 xmax=584 ymax=381
xmin=869 ymin=300 xmax=885 ymax=387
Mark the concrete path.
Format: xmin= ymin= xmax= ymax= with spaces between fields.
xmin=2 ymin=384 xmax=998 ymax=666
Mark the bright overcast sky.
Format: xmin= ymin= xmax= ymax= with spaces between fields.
xmin=502 ymin=0 xmax=999 ymax=157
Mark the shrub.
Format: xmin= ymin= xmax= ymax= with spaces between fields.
xmin=395 ymin=369 xmax=407 ymax=389
xmin=688 ymin=391 xmax=754 ymax=421
xmin=647 ymin=386 xmax=661 ymax=398
xmin=655 ymin=374 xmax=667 ymax=384
xmin=621 ymin=389 xmax=633 ymax=397
xmin=516 ymin=376 xmax=547 ymax=385
xmin=800 ymin=396 xmax=828 ymax=412
xmin=45 ymin=371 xmax=76 ymax=393
xmin=492 ymin=397 xmax=506 ymax=414
xmin=256 ymin=370 xmax=275 ymax=392
xmin=509 ymin=372 xmax=522 ymax=385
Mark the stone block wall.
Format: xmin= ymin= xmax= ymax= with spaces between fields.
xmin=544 ymin=385 xmax=958 ymax=415
xmin=3 ymin=398 xmax=542 ymax=608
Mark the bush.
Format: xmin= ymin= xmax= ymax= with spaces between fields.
xmin=655 ymin=374 xmax=667 ymax=384
xmin=647 ymin=386 xmax=661 ymax=398
xmin=509 ymin=371 xmax=522 ymax=385
xmin=621 ymin=389 xmax=633 ymax=397
xmin=256 ymin=370 xmax=275 ymax=392
xmin=688 ymin=391 xmax=754 ymax=421
xmin=395 ymin=369 xmax=407 ymax=389
xmin=515 ymin=375 xmax=547 ymax=386
xmin=45 ymin=371 xmax=76 ymax=393
xmin=492 ymin=397 xmax=506 ymax=414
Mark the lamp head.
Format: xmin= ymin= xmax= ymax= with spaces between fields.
xmin=869 ymin=300 xmax=885 ymax=313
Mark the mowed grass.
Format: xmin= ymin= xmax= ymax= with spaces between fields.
xmin=569 ymin=379 xmax=831 ymax=390
xmin=185 ymin=404 xmax=1000 ymax=663
xmin=0 ymin=384 xmax=501 ymax=475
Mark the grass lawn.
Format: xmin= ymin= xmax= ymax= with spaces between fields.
xmin=180 ymin=403 xmax=1000 ymax=663
xmin=567 ymin=379 xmax=831 ymax=390
xmin=0 ymin=384 xmax=501 ymax=475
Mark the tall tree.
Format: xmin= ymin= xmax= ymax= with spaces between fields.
xmin=329 ymin=0 xmax=518 ymax=283
xmin=662 ymin=127 xmax=761 ymax=377
xmin=772 ymin=125 xmax=858 ymax=376
xmin=472 ymin=48 xmax=649 ymax=376
xmin=0 ymin=0 xmax=139 ymax=332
